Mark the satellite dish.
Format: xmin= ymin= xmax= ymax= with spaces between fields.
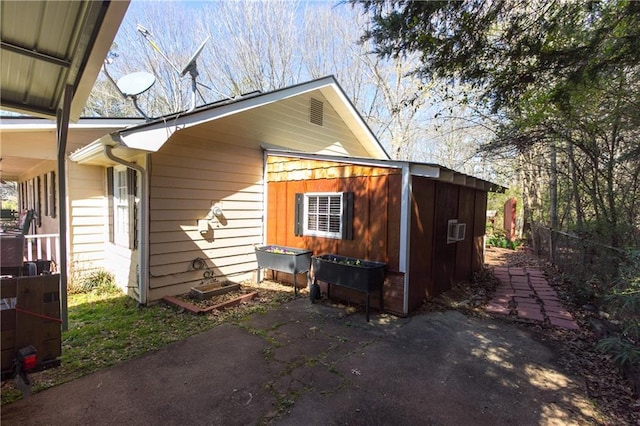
xmin=137 ymin=25 xmax=220 ymax=112
xmin=181 ymin=37 xmax=209 ymax=77
xmin=116 ymin=72 xmax=156 ymax=97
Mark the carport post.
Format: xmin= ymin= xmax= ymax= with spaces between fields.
xmin=56 ymin=85 xmax=72 ymax=331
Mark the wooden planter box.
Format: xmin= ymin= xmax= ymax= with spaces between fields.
xmin=255 ymin=245 xmax=312 ymax=296
xmin=311 ymin=254 xmax=386 ymax=321
xmin=190 ymin=282 xmax=240 ymax=300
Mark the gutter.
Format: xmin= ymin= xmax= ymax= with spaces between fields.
xmin=104 ymin=145 xmax=149 ymax=305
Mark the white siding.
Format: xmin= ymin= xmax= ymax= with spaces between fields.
xmin=146 ymin=91 xmax=375 ymax=301
xmin=182 ymin=93 xmax=371 ymax=156
xmin=146 ymin=91 xmax=376 ymax=301
xmin=67 ymin=162 xmax=106 ymax=275
xmin=147 ymin=136 xmax=263 ymax=301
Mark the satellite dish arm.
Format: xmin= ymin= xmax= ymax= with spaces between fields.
xmin=137 ymin=24 xmax=182 ymax=75
xmin=131 ymin=96 xmax=152 ymax=121
xmin=102 ymin=63 xmax=126 ymax=99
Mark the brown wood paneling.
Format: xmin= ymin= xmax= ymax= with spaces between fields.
xmin=473 ymin=190 xmax=488 ymax=271
xmin=265 ymin=155 xmax=404 ymax=313
xmin=386 ymin=173 xmax=402 ymax=271
xmin=367 ymin=175 xmax=389 ymax=262
xmin=433 ymin=182 xmax=459 ymax=296
xmin=455 ymin=187 xmax=476 ymax=282
xmin=409 ymin=177 xmax=435 ymax=307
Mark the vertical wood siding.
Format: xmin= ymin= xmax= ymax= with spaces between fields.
xmin=455 ymin=186 xmax=476 ymax=282
xmin=411 ymin=178 xmax=488 ymax=301
xmin=409 ymin=177 xmax=436 ymax=310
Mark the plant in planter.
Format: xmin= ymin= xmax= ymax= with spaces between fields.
xmin=255 ymin=245 xmax=312 ymax=296
xmin=311 ymin=254 xmax=386 ymax=321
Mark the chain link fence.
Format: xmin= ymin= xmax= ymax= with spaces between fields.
xmin=532 ymin=224 xmax=635 ymax=303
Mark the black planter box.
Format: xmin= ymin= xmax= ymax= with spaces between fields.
xmin=311 ymin=254 xmax=386 ymax=321
xmin=255 ymin=245 xmax=312 ymax=296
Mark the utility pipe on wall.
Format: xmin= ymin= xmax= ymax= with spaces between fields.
xmin=104 ymin=146 xmax=149 ymax=305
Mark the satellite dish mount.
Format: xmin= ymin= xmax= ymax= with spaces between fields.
xmin=102 ymin=59 xmax=155 ymax=121
xmin=180 ymin=37 xmax=209 ymax=112
xmin=137 ymin=24 xmax=210 ymax=113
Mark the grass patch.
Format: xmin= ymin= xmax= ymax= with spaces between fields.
xmin=1 ymin=281 xmax=295 ymax=406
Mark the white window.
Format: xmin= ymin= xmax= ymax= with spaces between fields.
xmin=108 ymin=166 xmax=137 ymax=249
xmin=447 ymin=219 xmax=466 ymax=244
xmin=113 ymin=168 xmax=130 ymax=247
xmin=304 ymin=193 xmax=343 ymax=238
xmin=295 ymin=192 xmax=353 ymax=240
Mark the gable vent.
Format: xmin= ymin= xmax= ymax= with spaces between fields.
xmin=310 ymin=98 xmax=324 ymax=126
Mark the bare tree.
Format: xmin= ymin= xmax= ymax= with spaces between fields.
xmin=83 ymin=0 xmax=501 ymax=183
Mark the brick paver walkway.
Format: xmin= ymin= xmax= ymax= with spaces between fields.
xmin=487 ymin=266 xmax=580 ymax=330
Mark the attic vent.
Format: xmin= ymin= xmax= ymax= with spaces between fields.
xmin=310 ymin=98 xmax=323 ymax=126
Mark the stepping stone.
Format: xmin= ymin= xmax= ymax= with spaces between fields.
xmin=509 ymin=269 xmax=527 ymax=276
xmin=547 ymin=312 xmax=574 ymax=321
xmin=517 ymin=307 xmax=545 ymax=321
xmin=513 ymin=295 xmax=538 ymax=306
xmin=512 ymin=283 xmax=531 ymax=289
xmin=486 ymin=303 xmax=510 ymax=315
xmin=511 ymin=275 xmax=528 ymax=281
xmin=530 ymin=281 xmax=550 ymax=288
xmin=536 ymin=295 xmax=559 ymax=302
xmin=545 ymin=307 xmax=573 ymax=317
xmin=514 ymin=292 xmax=535 ymax=300
xmin=534 ymin=290 xmax=559 ymax=297
xmin=549 ymin=317 xmax=580 ymax=330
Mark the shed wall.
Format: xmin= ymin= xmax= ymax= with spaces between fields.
xmin=265 ymin=156 xmax=405 ymax=315
xmin=408 ymin=178 xmax=436 ymax=311
xmin=409 ymin=177 xmax=488 ymax=302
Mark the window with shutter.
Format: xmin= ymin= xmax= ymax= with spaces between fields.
xmin=108 ymin=166 xmax=137 ymax=249
xmin=296 ymin=192 xmax=353 ymax=240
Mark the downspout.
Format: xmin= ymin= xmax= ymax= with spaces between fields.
xmin=104 ymin=146 xmax=149 ymax=305
xmin=259 ymin=149 xmax=269 ymax=283
xmin=400 ymin=164 xmax=411 ymax=316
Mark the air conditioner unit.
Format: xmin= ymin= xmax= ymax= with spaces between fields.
xmin=447 ymin=219 xmax=466 ymax=243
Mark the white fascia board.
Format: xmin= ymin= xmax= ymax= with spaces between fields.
xmin=69 ymin=134 xmax=118 ymax=163
xmin=409 ymin=163 xmax=440 ymax=178
xmin=0 ymin=117 xmax=141 ymax=131
xmin=118 ymin=77 xmax=345 ymax=152
xmin=264 ymin=149 xmax=405 ymax=170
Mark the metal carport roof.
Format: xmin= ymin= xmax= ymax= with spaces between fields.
xmin=1 ymin=0 xmax=129 ymax=120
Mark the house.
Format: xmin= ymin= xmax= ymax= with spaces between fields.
xmin=263 ymin=152 xmax=503 ymax=316
xmin=66 ymin=76 xmax=388 ymax=304
xmin=1 ymin=117 xmax=143 ymax=265
xmin=4 ymin=74 xmax=502 ymax=316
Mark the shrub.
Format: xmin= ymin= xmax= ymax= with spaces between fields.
xmin=69 ymin=269 xmax=120 ymax=295
xmin=595 ymin=251 xmax=640 ymax=370
xmin=487 ymin=233 xmax=522 ymax=250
